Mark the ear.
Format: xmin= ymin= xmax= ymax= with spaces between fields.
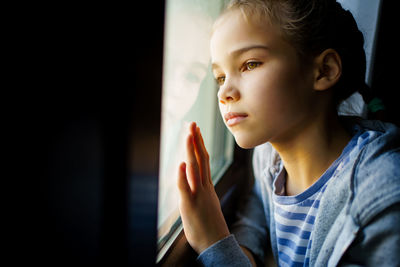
xmin=313 ymin=49 xmax=342 ymax=91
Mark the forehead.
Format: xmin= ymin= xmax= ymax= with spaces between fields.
xmin=210 ymin=9 xmax=285 ymax=61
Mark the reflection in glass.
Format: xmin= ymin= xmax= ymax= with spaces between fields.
xmin=157 ymin=0 xmax=233 ymax=261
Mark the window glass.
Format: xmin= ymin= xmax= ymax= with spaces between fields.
xmin=337 ymin=0 xmax=382 ymax=84
xmin=157 ymin=0 xmax=233 ymax=261
xmin=337 ymin=0 xmax=382 ymax=118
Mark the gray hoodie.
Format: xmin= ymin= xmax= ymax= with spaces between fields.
xmin=198 ymin=117 xmax=400 ymax=266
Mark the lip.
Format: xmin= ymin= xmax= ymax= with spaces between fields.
xmin=224 ymin=112 xmax=248 ymax=127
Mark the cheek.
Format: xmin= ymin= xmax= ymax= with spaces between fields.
xmin=245 ymin=69 xmax=290 ymax=110
xmin=244 ymin=66 xmax=309 ymax=132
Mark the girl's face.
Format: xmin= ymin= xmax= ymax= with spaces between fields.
xmin=210 ymin=10 xmax=316 ymax=149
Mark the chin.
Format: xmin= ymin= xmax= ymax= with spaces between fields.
xmin=233 ymin=135 xmax=261 ymax=149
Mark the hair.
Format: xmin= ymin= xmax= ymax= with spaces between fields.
xmin=217 ymin=0 xmax=367 ymax=108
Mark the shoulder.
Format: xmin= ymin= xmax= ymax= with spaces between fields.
xmin=347 ymin=118 xmax=400 ymax=225
xmin=351 ymin=118 xmax=400 ymax=178
xmin=342 ymin=116 xmax=400 ymax=146
xmin=353 ymin=118 xmax=400 ymax=185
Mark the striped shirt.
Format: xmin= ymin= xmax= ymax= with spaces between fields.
xmin=273 ymin=129 xmax=371 ymax=267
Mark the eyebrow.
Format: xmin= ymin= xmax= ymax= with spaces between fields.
xmin=230 ymin=45 xmax=269 ymax=57
xmin=212 ymin=45 xmax=269 ymax=71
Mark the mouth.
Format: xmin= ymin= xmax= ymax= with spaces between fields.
xmin=224 ymin=112 xmax=248 ymax=127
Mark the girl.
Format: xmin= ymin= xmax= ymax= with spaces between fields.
xmin=177 ymin=0 xmax=400 ymax=266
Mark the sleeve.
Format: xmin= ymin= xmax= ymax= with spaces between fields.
xmin=230 ymin=144 xmax=274 ymax=264
xmin=196 ymin=234 xmax=252 ymax=267
xmin=230 ymin=178 xmax=269 ymax=264
xmin=340 ymin=203 xmax=400 ymax=266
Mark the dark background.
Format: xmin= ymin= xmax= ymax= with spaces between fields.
xmin=18 ymin=0 xmax=397 ymax=266
xmin=31 ymin=2 xmax=165 ymax=266
xmin=370 ymin=0 xmax=399 ymax=126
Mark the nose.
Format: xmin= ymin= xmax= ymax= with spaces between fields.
xmin=217 ymin=79 xmax=240 ymax=104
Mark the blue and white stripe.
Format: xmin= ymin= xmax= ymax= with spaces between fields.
xmin=274 ymin=184 xmax=322 ymax=267
xmin=272 ymin=129 xmax=373 ymax=266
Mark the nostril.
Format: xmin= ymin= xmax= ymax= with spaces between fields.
xmin=219 ymin=96 xmax=234 ymax=105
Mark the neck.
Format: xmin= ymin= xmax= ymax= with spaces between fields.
xmin=271 ymin=112 xmax=350 ymax=196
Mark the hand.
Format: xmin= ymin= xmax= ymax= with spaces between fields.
xmin=177 ymin=122 xmax=230 ymax=254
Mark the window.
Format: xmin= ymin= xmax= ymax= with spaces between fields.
xmin=156 ymin=0 xmax=233 ymax=262
xmin=336 ymin=0 xmax=382 ymax=118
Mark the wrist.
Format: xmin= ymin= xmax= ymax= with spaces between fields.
xmin=197 ymin=234 xmax=253 ymax=267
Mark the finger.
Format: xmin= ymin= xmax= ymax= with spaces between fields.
xmin=197 ymin=127 xmax=212 ymax=185
xmin=186 ymin=133 xmax=201 ymax=193
xmin=189 ymin=121 xmax=197 ymax=137
xmin=191 ymin=124 xmax=212 ymax=187
xmin=177 ymin=162 xmax=191 ymax=198
xmin=193 ymin=126 xmax=212 ymax=187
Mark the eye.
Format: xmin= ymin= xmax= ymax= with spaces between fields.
xmin=244 ymin=61 xmax=261 ymax=71
xmin=215 ymin=76 xmax=225 ymax=86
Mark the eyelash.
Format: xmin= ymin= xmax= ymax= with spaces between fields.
xmin=215 ymin=61 xmax=262 ymax=86
xmin=243 ymin=61 xmax=262 ymax=71
xmin=216 ymin=76 xmax=225 ymax=86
